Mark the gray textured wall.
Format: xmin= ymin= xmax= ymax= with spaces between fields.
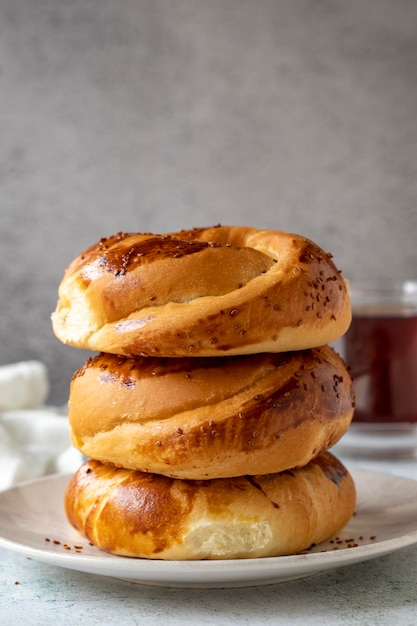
xmin=1 ymin=0 xmax=416 ymax=404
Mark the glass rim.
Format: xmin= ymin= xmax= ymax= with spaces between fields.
xmin=348 ymin=280 xmax=417 ymax=309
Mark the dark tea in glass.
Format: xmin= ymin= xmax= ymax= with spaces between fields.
xmin=342 ymin=281 xmax=417 ymax=451
xmin=345 ymin=306 xmax=417 ymax=424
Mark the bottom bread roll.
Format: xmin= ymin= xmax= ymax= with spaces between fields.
xmin=65 ymin=452 xmax=356 ymax=560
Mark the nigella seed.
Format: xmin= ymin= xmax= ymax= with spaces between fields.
xmin=254 ymin=394 xmax=264 ymax=401
xmin=230 ymin=309 xmax=239 ymax=316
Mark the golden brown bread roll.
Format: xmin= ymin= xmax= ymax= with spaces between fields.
xmin=52 ymin=226 xmax=351 ymax=357
xmin=65 ymin=452 xmax=356 ymax=560
xmin=68 ymin=345 xmax=354 ymax=479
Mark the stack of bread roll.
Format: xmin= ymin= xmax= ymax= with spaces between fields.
xmin=52 ymin=225 xmax=356 ymax=560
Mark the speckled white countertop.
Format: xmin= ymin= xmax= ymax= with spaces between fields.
xmin=0 ymin=452 xmax=416 ymax=626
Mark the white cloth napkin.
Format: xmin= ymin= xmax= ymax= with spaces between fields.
xmin=0 ymin=361 xmax=83 ymax=491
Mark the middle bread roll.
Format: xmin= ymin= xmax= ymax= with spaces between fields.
xmin=69 ymin=345 xmax=354 ymax=480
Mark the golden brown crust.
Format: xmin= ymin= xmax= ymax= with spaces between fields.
xmin=52 ymin=226 xmax=351 ymax=357
xmin=64 ymin=452 xmax=356 ymax=560
xmin=68 ymin=346 xmax=354 ymax=479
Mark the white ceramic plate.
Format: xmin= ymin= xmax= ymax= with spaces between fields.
xmin=0 ymin=468 xmax=416 ymax=589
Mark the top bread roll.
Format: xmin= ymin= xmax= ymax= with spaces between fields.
xmin=52 ymin=226 xmax=351 ymax=357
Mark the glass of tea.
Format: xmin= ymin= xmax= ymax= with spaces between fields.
xmin=339 ymin=280 xmax=417 ymax=458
